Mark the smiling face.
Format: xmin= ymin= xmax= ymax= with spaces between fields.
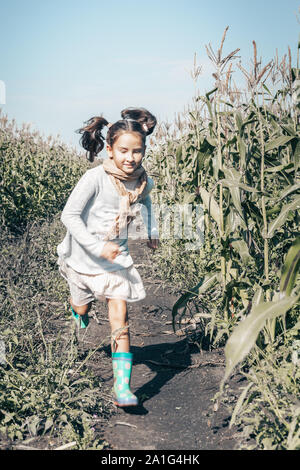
xmin=106 ymin=132 xmax=146 ymax=174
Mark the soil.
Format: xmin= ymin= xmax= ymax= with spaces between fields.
xmin=76 ymin=238 xmax=247 ymax=451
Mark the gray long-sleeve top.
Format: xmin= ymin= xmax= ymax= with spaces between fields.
xmin=56 ymin=164 xmax=159 ymax=274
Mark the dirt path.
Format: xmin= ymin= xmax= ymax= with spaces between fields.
xmin=79 ymin=239 xmax=244 ymax=451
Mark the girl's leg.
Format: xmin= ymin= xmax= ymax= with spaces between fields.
xmin=69 ymin=297 xmax=91 ymax=329
xmin=106 ymin=298 xmax=130 ymax=353
xmin=106 ymin=298 xmax=138 ymax=407
xmin=69 ymin=297 xmax=92 ymax=316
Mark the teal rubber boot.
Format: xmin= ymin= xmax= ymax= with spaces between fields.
xmin=70 ymin=305 xmax=89 ymax=329
xmin=112 ymin=352 xmax=138 ymax=407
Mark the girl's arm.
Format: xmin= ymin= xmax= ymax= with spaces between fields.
xmin=60 ymin=171 xmax=106 ymax=258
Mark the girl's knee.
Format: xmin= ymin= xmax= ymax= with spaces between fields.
xmin=107 ymin=298 xmax=128 ymax=325
xmin=70 ymin=298 xmax=91 ymax=315
xmin=110 ymin=310 xmax=128 ymax=326
xmin=77 ymin=304 xmax=91 ymax=315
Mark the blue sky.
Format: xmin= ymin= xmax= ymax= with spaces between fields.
xmin=0 ymin=0 xmax=299 ymax=154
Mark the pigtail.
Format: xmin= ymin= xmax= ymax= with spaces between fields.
xmin=120 ymin=107 xmax=157 ymax=136
xmin=76 ymin=116 xmax=109 ymax=162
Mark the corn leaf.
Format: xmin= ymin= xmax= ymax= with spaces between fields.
xmin=199 ymin=187 xmax=221 ymax=227
xmin=280 ymin=236 xmax=300 ymax=296
xmin=235 ymin=112 xmax=243 ymax=135
xmin=223 ymin=168 xmax=244 ymax=219
xmin=267 ymin=195 xmax=300 ymax=238
xmin=224 ymin=294 xmax=299 ymax=382
xmin=265 ymin=162 xmax=294 ymax=173
xmin=171 ymin=280 xmax=204 ymax=332
xmin=252 ymin=286 xmax=264 ymax=306
xmin=278 ymin=182 xmax=300 ymax=201
xmin=224 ymin=208 xmax=247 ymax=234
xmin=175 ymin=144 xmax=182 ymax=165
xmin=171 ymin=272 xmax=220 ymax=332
xmin=229 ymin=382 xmax=254 ymax=428
xmin=231 ymin=239 xmax=252 ymax=263
xmin=237 ymin=136 xmax=247 ymax=169
xmin=197 ymin=272 xmax=221 ymax=294
xmin=218 ymin=178 xmax=259 ymax=193
xmin=265 ymin=135 xmax=295 ymax=152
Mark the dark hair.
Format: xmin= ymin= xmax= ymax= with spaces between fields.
xmin=76 ymin=107 xmax=157 ymax=162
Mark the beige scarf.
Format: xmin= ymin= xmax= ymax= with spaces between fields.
xmin=102 ymin=158 xmax=148 ymax=240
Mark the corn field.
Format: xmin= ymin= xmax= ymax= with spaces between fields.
xmin=146 ymin=29 xmax=300 ymax=449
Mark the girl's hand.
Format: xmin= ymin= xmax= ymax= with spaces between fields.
xmin=100 ymin=241 xmax=121 ymax=262
xmin=147 ymin=237 xmax=159 ymax=250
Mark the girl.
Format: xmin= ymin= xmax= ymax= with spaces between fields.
xmin=56 ymin=107 xmax=159 ymax=407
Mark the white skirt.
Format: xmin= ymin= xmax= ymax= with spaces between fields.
xmin=57 ymin=257 xmax=146 ymax=305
